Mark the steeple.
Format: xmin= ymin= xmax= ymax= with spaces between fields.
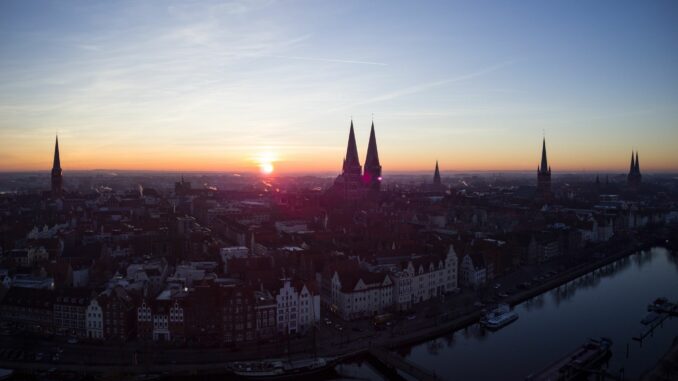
xmin=342 ymin=120 xmax=362 ymax=176
xmin=537 ymin=137 xmax=551 ymax=199
xmin=53 ymin=136 xmax=61 ymax=171
xmin=363 ymin=121 xmax=382 ymax=189
xmin=51 ymin=135 xmax=63 ymax=195
xmin=364 ymin=122 xmax=380 ymax=168
xmin=627 ymin=150 xmax=642 ymax=188
xmin=433 ymin=160 xmax=441 ymax=185
xmin=540 ymin=138 xmax=549 ymax=173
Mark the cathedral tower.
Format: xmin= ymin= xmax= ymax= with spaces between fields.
xmin=362 ymin=121 xmax=382 ymax=190
xmin=627 ymin=151 xmax=642 ymax=188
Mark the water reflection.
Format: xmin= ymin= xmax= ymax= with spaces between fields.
xmin=548 ymin=256 xmax=632 ymax=307
xmin=401 ymin=247 xmax=678 ymax=381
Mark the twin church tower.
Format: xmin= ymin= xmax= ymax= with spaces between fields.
xmin=332 ymin=120 xmax=382 ymax=196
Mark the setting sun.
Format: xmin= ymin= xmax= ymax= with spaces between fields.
xmin=260 ymin=162 xmax=274 ymax=175
xmin=256 ymin=151 xmax=277 ymax=175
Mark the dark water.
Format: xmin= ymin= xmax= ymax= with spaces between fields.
xmin=336 ymin=247 xmax=678 ymax=381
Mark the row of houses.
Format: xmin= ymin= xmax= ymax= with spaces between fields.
xmin=321 ymin=245 xmax=459 ymax=320
xmin=0 ymin=278 xmax=320 ymax=345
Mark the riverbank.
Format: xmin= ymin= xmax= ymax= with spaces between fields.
xmin=0 ymin=238 xmax=669 ymax=377
xmin=380 ymin=239 xmax=652 ymax=350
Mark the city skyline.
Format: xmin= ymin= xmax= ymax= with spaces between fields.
xmin=1 ymin=1 xmax=677 ymax=173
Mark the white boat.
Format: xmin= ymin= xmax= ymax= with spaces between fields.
xmin=481 ymin=304 xmax=519 ymax=330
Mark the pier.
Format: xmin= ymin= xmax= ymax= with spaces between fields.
xmin=526 ymin=338 xmax=613 ymax=381
xmin=367 ymin=346 xmax=441 ymax=381
xmin=633 ymin=301 xmax=677 ymax=343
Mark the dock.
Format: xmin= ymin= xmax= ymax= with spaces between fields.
xmin=526 ymin=338 xmax=612 ymax=381
xmin=367 ymin=346 xmax=441 ymax=381
xmin=633 ymin=300 xmax=677 ymax=342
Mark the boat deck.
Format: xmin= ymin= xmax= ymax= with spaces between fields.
xmin=527 ymin=339 xmax=611 ymax=381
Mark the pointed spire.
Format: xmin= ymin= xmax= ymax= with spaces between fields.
xmin=540 ymin=137 xmax=549 ymax=173
xmin=52 ymin=135 xmax=61 ymax=171
xmin=630 ymin=151 xmax=635 ymax=173
xmin=365 ymin=121 xmax=380 ymax=168
xmin=342 ymin=119 xmax=362 ymax=176
xmin=345 ymin=120 xmax=360 ymax=166
xmin=363 ymin=120 xmax=382 ymax=188
xmin=635 ymin=151 xmax=640 ymax=173
xmin=51 ymin=135 xmax=63 ymax=195
xmin=433 ymin=160 xmax=441 ymax=185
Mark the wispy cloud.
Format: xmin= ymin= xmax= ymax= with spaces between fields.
xmin=323 ymin=60 xmax=516 ymax=113
xmin=256 ymin=54 xmax=387 ymax=66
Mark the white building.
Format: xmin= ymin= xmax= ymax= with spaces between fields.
xmin=85 ymin=298 xmax=103 ymax=339
xmin=392 ymin=245 xmax=458 ymax=311
xmin=275 ymin=279 xmax=320 ymax=335
xmin=325 ymin=266 xmax=393 ymax=321
xmin=460 ymin=254 xmax=487 ymax=288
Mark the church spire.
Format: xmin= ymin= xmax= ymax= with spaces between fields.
xmin=53 ymin=136 xmax=61 ymax=171
xmin=433 ymin=160 xmax=441 ymax=185
xmin=540 ymin=137 xmax=549 ymax=173
xmin=365 ymin=121 xmax=380 ymax=168
xmin=627 ymin=150 xmax=642 ymax=188
xmin=342 ymin=120 xmax=362 ymax=176
xmin=363 ymin=121 xmax=382 ymax=189
xmin=537 ymin=137 xmax=551 ymax=199
xmin=51 ymin=135 xmax=63 ymax=195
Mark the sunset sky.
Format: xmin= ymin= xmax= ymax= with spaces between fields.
xmin=1 ymin=0 xmax=677 ymax=173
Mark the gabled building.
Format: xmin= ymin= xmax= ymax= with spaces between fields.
xmin=460 ymin=253 xmax=487 ymax=289
xmin=136 ymin=287 xmax=187 ymax=342
xmin=86 ymin=286 xmax=136 ymax=341
xmin=323 ymin=261 xmax=393 ymax=320
xmin=391 ymin=245 xmax=458 ymax=311
xmin=275 ymin=278 xmax=320 ymax=335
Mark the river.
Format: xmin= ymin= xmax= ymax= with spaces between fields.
xmin=335 ymin=247 xmax=678 ymax=380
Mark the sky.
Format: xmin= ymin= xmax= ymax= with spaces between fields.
xmin=1 ymin=0 xmax=677 ymax=174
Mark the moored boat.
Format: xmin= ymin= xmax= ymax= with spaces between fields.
xmin=526 ymin=337 xmax=612 ymax=381
xmin=480 ymin=304 xmax=519 ymax=330
xmin=226 ymin=357 xmax=334 ymax=380
xmin=641 ymin=311 xmax=661 ymax=325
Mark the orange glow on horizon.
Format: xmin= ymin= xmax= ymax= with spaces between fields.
xmin=0 ymin=136 xmax=677 ymax=173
